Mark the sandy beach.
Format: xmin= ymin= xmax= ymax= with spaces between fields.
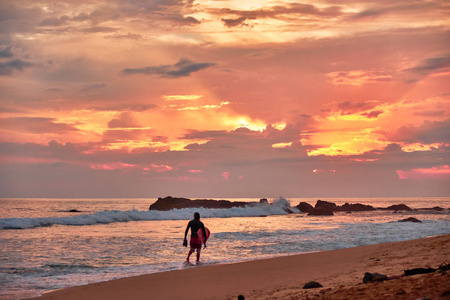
xmin=28 ymin=234 xmax=449 ymax=300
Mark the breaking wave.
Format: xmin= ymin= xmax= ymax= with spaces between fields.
xmin=0 ymin=199 xmax=300 ymax=230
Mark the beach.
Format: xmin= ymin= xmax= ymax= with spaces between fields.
xmin=27 ymin=234 xmax=450 ymax=300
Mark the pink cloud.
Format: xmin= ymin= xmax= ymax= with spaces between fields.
xmin=144 ymin=164 xmax=174 ymax=173
xmin=396 ymin=165 xmax=450 ymax=180
xmin=188 ymin=169 xmax=203 ymax=173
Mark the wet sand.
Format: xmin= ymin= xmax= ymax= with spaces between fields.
xmin=27 ymin=234 xmax=450 ymax=300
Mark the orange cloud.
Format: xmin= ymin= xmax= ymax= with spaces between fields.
xmin=90 ymin=162 xmax=135 ymax=170
xmin=326 ymin=70 xmax=392 ymax=86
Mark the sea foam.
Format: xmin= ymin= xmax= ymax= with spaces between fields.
xmin=0 ymin=199 xmax=300 ymax=230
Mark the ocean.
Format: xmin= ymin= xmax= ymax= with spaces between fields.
xmin=1 ymin=197 xmax=449 ymax=300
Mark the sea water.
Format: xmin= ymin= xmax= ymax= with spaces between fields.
xmin=1 ymin=197 xmax=449 ymax=300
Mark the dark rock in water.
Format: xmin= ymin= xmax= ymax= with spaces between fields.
xmin=149 ymin=196 xmax=249 ymax=210
xmin=259 ymin=198 xmax=268 ymax=204
xmin=338 ymin=202 xmax=376 ymax=212
xmin=363 ymin=272 xmax=387 ymax=283
xmin=381 ymin=204 xmax=412 ymax=211
xmin=398 ymin=217 xmax=422 ymax=223
xmin=238 ymin=295 xmax=245 ymax=300
xmin=308 ymin=208 xmax=334 ymax=216
xmin=296 ymin=202 xmax=314 ymax=213
xmin=418 ymin=206 xmax=444 ymax=211
xmin=315 ymin=200 xmax=337 ymax=210
xmin=68 ymin=209 xmax=81 ymax=213
xmin=303 ymin=281 xmax=323 ymax=289
xmin=404 ymin=267 xmax=436 ymax=276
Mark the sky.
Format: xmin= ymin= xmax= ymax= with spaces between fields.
xmin=0 ymin=0 xmax=449 ymax=198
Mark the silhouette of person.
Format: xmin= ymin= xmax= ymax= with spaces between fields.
xmin=184 ymin=212 xmax=207 ymax=264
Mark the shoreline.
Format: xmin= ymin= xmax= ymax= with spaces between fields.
xmin=27 ymin=234 xmax=450 ymax=300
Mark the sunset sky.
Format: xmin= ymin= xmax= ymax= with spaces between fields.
xmin=0 ymin=0 xmax=449 ymax=198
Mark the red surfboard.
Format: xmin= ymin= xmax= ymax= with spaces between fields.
xmin=197 ymin=227 xmax=210 ymax=244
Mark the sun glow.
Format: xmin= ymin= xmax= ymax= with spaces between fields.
xmin=272 ymin=142 xmax=292 ymax=148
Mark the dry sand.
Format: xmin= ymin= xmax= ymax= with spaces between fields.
xmin=28 ymin=234 xmax=450 ymax=300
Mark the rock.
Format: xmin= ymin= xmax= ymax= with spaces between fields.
xmin=303 ymin=281 xmax=323 ymax=289
xmin=149 ymin=196 xmax=249 ymax=210
xmin=259 ymin=198 xmax=268 ymax=204
xmin=398 ymin=217 xmax=422 ymax=223
xmin=382 ymin=204 xmax=412 ymax=211
xmin=315 ymin=200 xmax=337 ymax=210
xmin=237 ymin=295 xmax=245 ymax=300
xmin=418 ymin=206 xmax=444 ymax=211
xmin=296 ymin=202 xmax=314 ymax=213
xmin=68 ymin=209 xmax=81 ymax=213
xmin=440 ymin=290 xmax=450 ymax=297
xmin=308 ymin=208 xmax=334 ymax=216
xmin=404 ymin=267 xmax=436 ymax=276
xmin=363 ymin=272 xmax=387 ymax=283
xmin=338 ymin=203 xmax=376 ymax=212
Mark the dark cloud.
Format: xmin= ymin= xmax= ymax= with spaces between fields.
xmin=337 ymin=100 xmax=380 ymax=114
xmin=0 ymin=58 xmax=33 ymax=76
xmin=82 ymin=26 xmax=118 ymax=33
xmin=213 ymin=2 xmax=342 ymax=27
xmin=221 ymin=17 xmax=254 ymax=28
xmin=350 ymin=2 xmax=440 ymax=19
xmin=0 ymin=107 xmax=24 ymax=113
xmin=81 ymin=83 xmax=106 ymax=92
xmin=406 ymin=52 xmax=450 ymax=75
xmin=0 ymin=117 xmax=79 ymax=134
xmin=91 ymin=104 xmax=158 ymax=112
xmin=39 ymin=15 xmax=71 ymax=27
xmin=0 ymin=44 xmax=14 ymax=58
xmin=45 ymin=88 xmax=65 ymax=92
xmin=121 ymin=58 xmax=216 ymax=78
xmin=413 ymin=110 xmax=446 ymax=117
xmin=361 ymin=110 xmax=383 ymax=119
xmin=168 ymin=15 xmax=201 ymax=25
xmin=390 ymin=119 xmax=450 ymax=144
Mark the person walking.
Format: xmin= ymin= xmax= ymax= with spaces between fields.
xmin=184 ymin=212 xmax=207 ymax=265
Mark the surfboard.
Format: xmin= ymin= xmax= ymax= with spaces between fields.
xmin=197 ymin=227 xmax=210 ymax=244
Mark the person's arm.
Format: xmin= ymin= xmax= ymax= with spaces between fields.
xmin=184 ymin=222 xmax=191 ymax=240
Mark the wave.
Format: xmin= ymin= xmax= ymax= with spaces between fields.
xmin=0 ymin=199 xmax=300 ymax=230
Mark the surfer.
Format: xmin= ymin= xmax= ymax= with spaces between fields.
xmin=184 ymin=212 xmax=207 ymax=264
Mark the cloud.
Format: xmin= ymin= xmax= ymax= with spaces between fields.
xmin=213 ymin=3 xmax=342 ymax=22
xmin=326 ymin=70 xmax=393 ymax=85
xmin=107 ymin=112 xmax=141 ymax=129
xmin=361 ymin=110 xmax=384 ymax=119
xmin=121 ymin=58 xmax=216 ymax=78
xmin=106 ymin=33 xmax=144 ymax=40
xmin=390 ymin=119 xmax=450 ymax=144
xmin=81 ymin=83 xmax=106 ymax=92
xmin=0 ymin=44 xmax=14 ymax=58
xmin=337 ymin=101 xmax=380 ymax=114
xmin=82 ymin=26 xmax=118 ymax=33
xmin=0 ymin=117 xmax=79 ymax=134
xmin=91 ymin=104 xmax=157 ymax=112
xmin=221 ymin=17 xmax=254 ymax=28
xmin=351 ymin=2 xmax=439 ymax=19
xmin=0 ymin=59 xmax=33 ymax=76
xmin=406 ymin=52 xmax=450 ymax=75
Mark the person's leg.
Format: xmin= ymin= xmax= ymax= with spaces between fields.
xmin=196 ymin=247 xmax=201 ymax=262
xmin=187 ymin=247 xmax=194 ymax=263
